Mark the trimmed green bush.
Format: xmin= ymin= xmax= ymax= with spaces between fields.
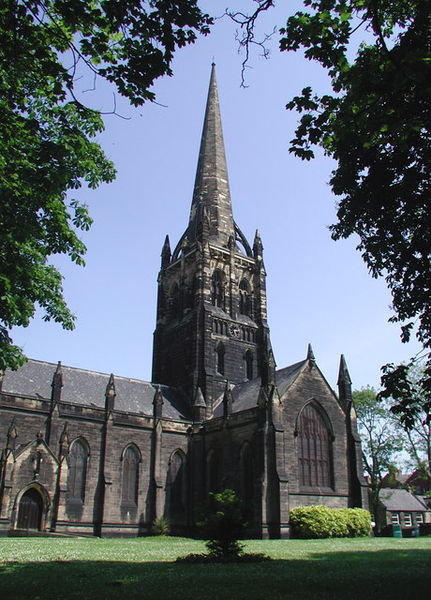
xmin=290 ymin=505 xmax=371 ymax=539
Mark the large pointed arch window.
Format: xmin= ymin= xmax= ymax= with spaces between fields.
xmin=297 ymin=403 xmax=333 ymax=489
xmin=212 ymin=270 xmax=224 ymax=308
xmin=67 ymin=439 xmax=89 ymax=502
xmin=121 ymin=445 xmax=140 ymax=505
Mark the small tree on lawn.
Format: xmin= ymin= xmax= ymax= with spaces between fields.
xmin=199 ymin=489 xmax=245 ymax=562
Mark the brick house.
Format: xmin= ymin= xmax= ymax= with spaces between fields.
xmin=0 ymin=65 xmax=368 ymax=538
xmin=378 ymin=488 xmax=430 ymax=535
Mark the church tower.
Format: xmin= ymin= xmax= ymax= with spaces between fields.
xmin=152 ymin=65 xmax=274 ymax=414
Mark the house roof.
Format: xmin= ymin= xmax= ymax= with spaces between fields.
xmin=379 ymin=488 xmax=428 ymax=512
xmin=2 ymin=359 xmax=191 ymax=421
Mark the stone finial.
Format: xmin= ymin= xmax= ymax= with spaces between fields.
xmin=153 ymin=385 xmax=164 ymax=419
xmin=338 ymin=354 xmax=353 ymax=408
xmin=223 ymin=380 xmax=233 ymax=418
xmin=253 ymin=229 xmax=264 ymax=256
xmin=192 ymin=386 xmax=206 ymax=423
xmin=161 ymin=235 xmax=171 ymax=268
xmin=105 ymin=373 xmax=116 ymax=413
xmin=307 ymin=343 xmax=316 ymax=362
xmin=51 ymin=361 xmax=63 ymax=406
xmin=338 ymin=354 xmax=352 ymax=385
xmin=6 ymin=418 xmax=17 ymax=449
xmin=193 ymin=386 xmax=206 ymax=408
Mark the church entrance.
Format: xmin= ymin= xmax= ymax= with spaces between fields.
xmin=17 ymin=488 xmax=43 ymax=531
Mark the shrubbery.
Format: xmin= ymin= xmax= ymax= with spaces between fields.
xmin=152 ymin=516 xmax=170 ymax=536
xmin=290 ymin=505 xmax=371 ymax=539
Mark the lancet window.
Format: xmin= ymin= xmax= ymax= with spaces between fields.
xmin=216 ymin=342 xmax=225 ymax=375
xmin=121 ymin=445 xmax=140 ymax=505
xmin=212 ymin=270 xmax=225 ymax=309
xmin=239 ymin=279 xmax=251 ymax=316
xmin=67 ymin=439 xmax=89 ymax=502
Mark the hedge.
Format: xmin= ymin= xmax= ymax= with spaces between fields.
xmin=290 ymin=505 xmax=371 ymax=539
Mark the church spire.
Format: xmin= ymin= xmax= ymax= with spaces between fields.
xmin=187 ymin=64 xmax=235 ymax=248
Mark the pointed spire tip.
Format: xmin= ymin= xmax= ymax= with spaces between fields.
xmin=307 ymin=343 xmax=315 ymax=361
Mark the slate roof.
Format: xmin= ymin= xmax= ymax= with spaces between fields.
xmin=379 ymin=488 xmax=429 ymax=512
xmin=2 ymin=359 xmax=191 ymax=421
xmin=213 ymin=359 xmax=307 ymax=416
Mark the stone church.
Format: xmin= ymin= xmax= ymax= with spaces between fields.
xmin=0 ymin=65 xmax=368 ymax=538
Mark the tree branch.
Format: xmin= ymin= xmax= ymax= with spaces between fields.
xmin=225 ymin=0 xmax=275 ymax=87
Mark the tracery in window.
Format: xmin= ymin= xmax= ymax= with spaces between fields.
xmin=297 ymin=404 xmax=333 ymax=488
xmin=121 ymin=445 xmax=140 ymax=505
xmin=67 ymin=439 xmax=89 ymax=502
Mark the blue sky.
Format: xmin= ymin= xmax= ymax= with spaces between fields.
xmin=11 ymin=1 xmax=421 ymax=392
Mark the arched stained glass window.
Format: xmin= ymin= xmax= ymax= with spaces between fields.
xmin=68 ymin=440 xmax=88 ymax=502
xmin=297 ymin=404 xmax=333 ymax=489
xmin=122 ymin=445 xmax=140 ymax=505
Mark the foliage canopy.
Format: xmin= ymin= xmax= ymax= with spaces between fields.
xmin=0 ymin=0 xmax=211 ymax=371
xmin=353 ymin=386 xmax=404 ymax=528
xmin=232 ymin=0 xmax=431 ymax=423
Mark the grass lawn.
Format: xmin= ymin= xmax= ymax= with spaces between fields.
xmin=0 ymin=536 xmax=430 ymax=600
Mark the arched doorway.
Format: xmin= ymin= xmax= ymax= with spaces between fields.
xmin=17 ymin=488 xmax=43 ymax=531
